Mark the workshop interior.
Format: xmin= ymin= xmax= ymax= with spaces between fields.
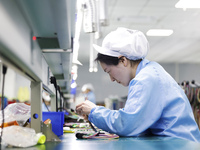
xmin=1 ymin=0 xmax=200 ymax=149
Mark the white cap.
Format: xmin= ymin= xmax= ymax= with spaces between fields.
xmin=93 ymin=27 xmax=149 ymax=60
xmin=42 ymin=90 xmax=51 ymax=102
xmin=81 ymin=83 xmax=94 ymax=92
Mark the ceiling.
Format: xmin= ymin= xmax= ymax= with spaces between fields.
xmin=78 ymin=0 xmax=200 ymax=64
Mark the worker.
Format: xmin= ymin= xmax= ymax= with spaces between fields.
xmin=81 ymin=83 xmax=96 ymax=104
xmin=76 ymin=27 xmax=200 ymax=143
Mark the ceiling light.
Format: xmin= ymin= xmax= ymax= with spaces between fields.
xmin=71 ymin=82 xmax=77 ymax=88
xmin=146 ymin=29 xmax=173 ymax=36
xmin=93 ymin=67 xmax=98 ymax=72
xmin=175 ymin=0 xmax=200 ymax=8
xmin=89 ymin=68 xmax=93 ymax=72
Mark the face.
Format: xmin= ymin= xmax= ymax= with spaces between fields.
xmin=100 ymin=61 xmax=133 ymax=86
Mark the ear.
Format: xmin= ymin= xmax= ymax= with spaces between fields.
xmin=118 ymin=56 xmax=128 ymax=67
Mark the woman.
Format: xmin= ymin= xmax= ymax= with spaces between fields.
xmin=81 ymin=83 xmax=96 ymax=104
xmin=76 ymin=27 xmax=200 ymax=142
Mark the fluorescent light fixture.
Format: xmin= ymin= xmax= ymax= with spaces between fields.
xmin=175 ymin=0 xmax=200 ymax=8
xmin=72 ymin=0 xmax=83 ymax=66
xmin=146 ymin=29 xmax=173 ymax=36
xmin=71 ymin=82 xmax=77 ymax=88
xmin=93 ymin=67 xmax=98 ymax=72
xmin=89 ymin=68 xmax=93 ymax=72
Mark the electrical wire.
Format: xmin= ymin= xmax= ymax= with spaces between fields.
xmin=0 ymin=65 xmax=7 ymax=148
xmin=88 ymin=120 xmax=97 ymax=132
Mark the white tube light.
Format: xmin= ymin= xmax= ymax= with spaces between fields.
xmin=175 ymin=0 xmax=200 ymax=8
xmin=93 ymin=67 xmax=98 ymax=72
xmin=72 ymin=0 xmax=83 ymax=65
xmin=71 ymin=82 xmax=77 ymax=88
xmin=146 ymin=29 xmax=173 ymax=36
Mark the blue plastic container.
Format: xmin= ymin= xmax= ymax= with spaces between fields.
xmin=42 ymin=112 xmax=64 ymax=136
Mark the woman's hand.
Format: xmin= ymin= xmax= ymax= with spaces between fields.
xmin=76 ymin=100 xmax=96 ymax=116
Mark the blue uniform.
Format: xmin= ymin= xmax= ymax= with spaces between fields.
xmin=42 ymin=102 xmax=50 ymax=112
xmin=88 ymin=59 xmax=200 ymax=142
xmin=85 ymin=91 xmax=96 ymax=104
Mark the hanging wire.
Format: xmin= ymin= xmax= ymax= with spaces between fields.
xmin=0 ymin=65 xmax=7 ymax=147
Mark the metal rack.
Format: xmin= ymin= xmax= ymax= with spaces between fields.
xmin=0 ymin=0 xmax=76 ymax=133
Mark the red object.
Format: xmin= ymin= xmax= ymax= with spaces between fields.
xmin=32 ymin=36 xmax=37 ymax=40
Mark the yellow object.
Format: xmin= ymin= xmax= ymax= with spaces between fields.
xmin=63 ymin=130 xmax=75 ymax=133
xmin=36 ymin=133 xmax=46 ymax=144
xmin=17 ymin=87 xmax=30 ymax=102
xmin=63 ymin=127 xmax=75 ymax=133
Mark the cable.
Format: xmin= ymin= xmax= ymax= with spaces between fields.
xmin=0 ymin=65 xmax=7 ymax=148
xmin=88 ymin=121 xmax=97 ymax=132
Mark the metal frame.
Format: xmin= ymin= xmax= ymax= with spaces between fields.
xmin=30 ymin=81 xmax=43 ymax=133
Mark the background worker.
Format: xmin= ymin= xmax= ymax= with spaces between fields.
xmin=81 ymin=83 xmax=96 ymax=104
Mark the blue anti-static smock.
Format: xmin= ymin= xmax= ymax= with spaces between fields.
xmin=85 ymin=91 xmax=96 ymax=104
xmin=88 ymin=59 xmax=200 ymax=143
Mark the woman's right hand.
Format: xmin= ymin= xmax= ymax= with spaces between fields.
xmin=76 ymin=100 xmax=96 ymax=116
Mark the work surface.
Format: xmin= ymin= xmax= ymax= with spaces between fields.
xmin=5 ymin=133 xmax=200 ymax=150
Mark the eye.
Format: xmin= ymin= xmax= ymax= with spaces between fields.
xmin=106 ymin=69 xmax=111 ymax=73
xmin=108 ymin=70 xmax=112 ymax=75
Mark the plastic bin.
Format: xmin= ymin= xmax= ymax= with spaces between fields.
xmin=42 ymin=112 xmax=64 ymax=136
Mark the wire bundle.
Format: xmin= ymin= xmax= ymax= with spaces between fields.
xmin=181 ymin=80 xmax=200 ymax=129
xmin=75 ymin=132 xmax=119 ymax=140
xmin=75 ymin=121 xmax=119 ymax=140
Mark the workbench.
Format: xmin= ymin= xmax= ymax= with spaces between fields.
xmin=5 ymin=133 xmax=200 ymax=150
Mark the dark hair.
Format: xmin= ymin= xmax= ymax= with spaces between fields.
xmin=95 ymin=53 xmax=121 ymax=66
xmin=95 ymin=53 xmax=142 ymax=66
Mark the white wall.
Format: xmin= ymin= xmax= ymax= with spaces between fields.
xmin=0 ymin=67 xmax=16 ymax=99
xmin=161 ymin=63 xmax=200 ymax=84
xmin=0 ymin=64 xmax=30 ymax=100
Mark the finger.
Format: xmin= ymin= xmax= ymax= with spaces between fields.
xmin=76 ymin=103 xmax=84 ymax=111
xmin=76 ymin=103 xmax=83 ymax=110
xmin=83 ymin=114 xmax=88 ymax=120
xmin=76 ymin=106 xmax=83 ymax=115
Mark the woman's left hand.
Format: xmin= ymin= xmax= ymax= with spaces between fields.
xmin=76 ymin=100 xmax=96 ymax=116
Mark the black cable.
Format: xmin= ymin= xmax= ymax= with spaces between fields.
xmin=0 ymin=65 xmax=7 ymax=148
xmin=59 ymin=87 xmax=62 ymax=111
xmin=88 ymin=121 xmax=97 ymax=132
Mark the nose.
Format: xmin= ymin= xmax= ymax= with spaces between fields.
xmin=109 ymin=75 xmax=115 ymax=82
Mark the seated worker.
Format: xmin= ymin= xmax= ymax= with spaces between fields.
xmin=81 ymin=83 xmax=96 ymax=104
xmin=42 ymin=90 xmax=51 ymax=112
xmin=76 ymin=27 xmax=200 ymax=143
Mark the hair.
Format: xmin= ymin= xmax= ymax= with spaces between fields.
xmin=95 ymin=53 xmax=142 ymax=66
xmin=95 ymin=53 xmax=120 ymax=65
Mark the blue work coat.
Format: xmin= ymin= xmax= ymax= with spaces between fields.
xmin=88 ymin=59 xmax=200 ymax=143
